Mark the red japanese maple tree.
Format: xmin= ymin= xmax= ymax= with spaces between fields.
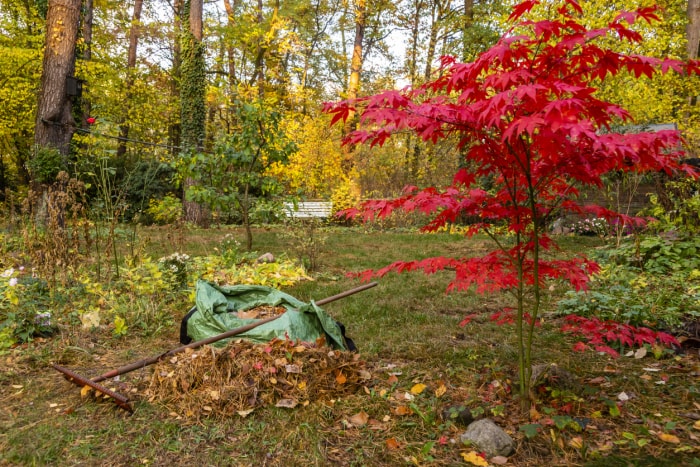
xmin=324 ymin=0 xmax=699 ymax=409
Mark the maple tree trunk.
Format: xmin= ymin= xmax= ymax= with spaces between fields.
xmin=34 ymin=0 xmax=81 ymax=161
xmin=117 ymin=0 xmax=144 ymax=159
xmin=169 ymin=0 xmax=183 ymax=157
xmin=424 ymin=0 xmax=438 ymax=81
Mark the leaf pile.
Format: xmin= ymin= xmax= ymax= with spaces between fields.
xmin=146 ymin=338 xmax=369 ymax=419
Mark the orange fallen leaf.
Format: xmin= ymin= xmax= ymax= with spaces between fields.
xmin=410 ymin=383 xmax=427 ymax=395
xmin=658 ymin=432 xmax=680 ymax=444
xmin=393 ymin=405 xmax=413 ymax=416
xmin=385 ymin=438 xmax=401 ymax=450
xmin=387 ymin=374 xmax=398 ymax=384
xmin=336 ymin=371 xmax=347 ymax=385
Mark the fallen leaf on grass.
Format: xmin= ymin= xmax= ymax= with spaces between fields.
xmin=569 ymin=437 xmax=584 ymax=449
xmin=349 ymin=411 xmax=369 ymax=427
xmin=490 ymin=455 xmax=509 ymax=465
xmin=588 ymin=376 xmax=606 ymax=385
xmin=275 ymin=399 xmax=298 ymax=409
xmin=237 ymin=409 xmax=255 ymax=417
xmin=461 ymin=451 xmax=489 ymax=466
xmin=385 ymin=438 xmax=401 ymax=450
xmin=336 ymin=371 xmax=347 ymax=385
xmin=659 ymin=433 xmax=681 ymax=444
xmin=393 ymin=405 xmax=413 ymax=416
xmin=634 ymin=347 xmax=647 ymax=359
xmin=410 ymin=383 xmax=427 ymax=395
xmin=694 ymin=420 xmax=700 ymax=430
xmin=387 ymin=374 xmax=398 ymax=385
xmin=80 ymin=386 xmax=92 ymax=397
xmin=435 ymin=383 xmax=447 ymax=398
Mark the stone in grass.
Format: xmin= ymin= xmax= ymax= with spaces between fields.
xmin=460 ymin=418 xmax=515 ymax=458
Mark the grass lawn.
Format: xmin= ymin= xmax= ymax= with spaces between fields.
xmin=1 ymin=225 xmax=699 ymax=466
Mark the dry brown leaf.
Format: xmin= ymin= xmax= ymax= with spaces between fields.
xmin=349 ymin=411 xmax=369 ymax=427
xmin=385 ymin=438 xmax=401 ymax=450
xmin=237 ymin=309 xmax=259 ymax=319
xmin=237 ymin=409 xmax=255 ymax=417
xmin=275 ymin=398 xmax=298 ymax=409
xmin=387 ymin=374 xmax=398 ymax=384
xmin=569 ymin=436 xmax=583 ymax=449
xmin=393 ymin=405 xmax=413 ymax=416
xmin=658 ymin=432 xmax=681 ymax=444
xmin=490 ymin=455 xmax=509 ymax=465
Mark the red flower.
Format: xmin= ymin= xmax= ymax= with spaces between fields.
xmin=86 ymin=117 xmax=96 ymax=124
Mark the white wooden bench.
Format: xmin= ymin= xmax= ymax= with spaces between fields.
xmin=283 ymin=201 xmax=333 ymax=219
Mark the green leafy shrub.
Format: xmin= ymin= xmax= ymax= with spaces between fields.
xmin=27 ymin=147 xmax=65 ymax=184
xmin=0 ymin=269 xmax=56 ymax=348
xmin=146 ymin=194 xmax=182 ymax=225
xmin=557 ymin=236 xmax=700 ymax=329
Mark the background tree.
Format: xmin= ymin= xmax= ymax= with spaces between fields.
xmin=33 ymin=0 xmax=81 ymax=162
xmin=180 ymin=0 xmax=207 ymax=225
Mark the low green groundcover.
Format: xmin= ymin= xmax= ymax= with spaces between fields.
xmin=182 ymin=280 xmax=347 ymax=349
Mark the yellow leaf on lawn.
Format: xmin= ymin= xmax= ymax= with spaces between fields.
xmin=80 ymin=385 xmax=92 ymax=397
xmin=693 ymin=420 xmax=700 ymax=430
xmin=410 ymin=383 xmax=427 ymax=395
xmin=435 ymin=383 xmax=447 ymax=398
xmin=461 ymin=451 xmax=489 ymax=466
xmin=659 ymin=433 xmax=681 ymax=444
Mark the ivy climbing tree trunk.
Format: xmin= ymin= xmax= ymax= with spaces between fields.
xmin=116 ymin=0 xmax=144 ymax=159
xmin=180 ymin=0 xmax=208 ymax=225
xmin=34 ymin=0 xmax=81 ymax=161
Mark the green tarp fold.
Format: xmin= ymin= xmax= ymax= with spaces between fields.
xmin=185 ymin=280 xmax=347 ymax=349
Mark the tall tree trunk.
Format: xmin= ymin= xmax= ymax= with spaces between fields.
xmin=34 ymin=0 xmax=82 ymax=160
xmin=462 ymin=0 xmax=474 ymax=61
xmin=169 ymin=0 xmax=183 ymax=157
xmin=81 ymin=0 xmax=93 ymax=128
xmin=222 ymin=0 xmax=239 ymax=90
xmin=688 ymin=0 xmax=700 ymax=106
xmin=181 ymin=0 xmax=208 ymax=225
xmin=424 ymin=0 xmax=439 ymax=81
xmin=117 ymin=0 xmax=144 ymax=159
xmin=342 ymin=0 xmax=366 ymax=175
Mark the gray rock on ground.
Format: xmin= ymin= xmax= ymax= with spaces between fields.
xmin=460 ymin=418 xmax=515 ymax=458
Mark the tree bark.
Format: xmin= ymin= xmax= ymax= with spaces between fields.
xmin=688 ymin=0 xmax=700 ymax=106
xmin=80 ymin=0 xmax=94 ymax=128
xmin=341 ymin=0 xmax=366 ymax=177
xmin=169 ymin=0 xmax=183 ymax=156
xmin=34 ymin=0 xmax=82 ymax=160
xmin=181 ymin=0 xmax=208 ymax=226
xmin=117 ymin=0 xmax=144 ymax=159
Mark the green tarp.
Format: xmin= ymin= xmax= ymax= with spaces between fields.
xmin=185 ymin=280 xmax=347 ymax=349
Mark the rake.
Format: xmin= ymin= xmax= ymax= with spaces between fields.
xmin=52 ymin=281 xmax=377 ymax=412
